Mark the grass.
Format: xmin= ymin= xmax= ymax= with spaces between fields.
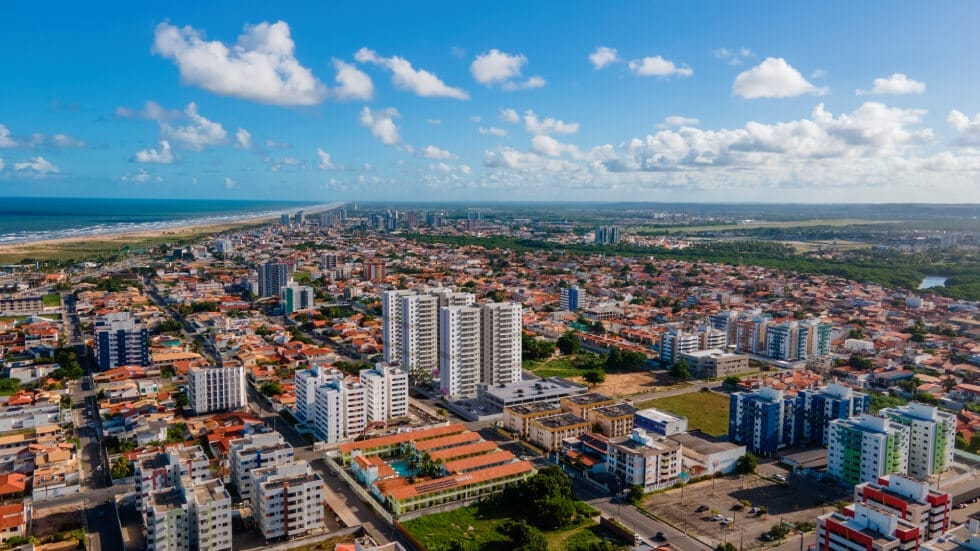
xmin=523 ymin=356 xmax=590 ymax=378
xmin=42 ymin=293 xmax=62 ymax=307
xmin=635 ymin=391 xmax=730 ymax=437
xmin=628 ymin=218 xmax=894 ymax=234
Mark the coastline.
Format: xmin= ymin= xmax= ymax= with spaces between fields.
xmin=0 ymin=201 xmax=344 ymax=264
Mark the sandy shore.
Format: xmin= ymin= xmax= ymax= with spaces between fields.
xmin=0 ymin=201 xmax=344 ymax=263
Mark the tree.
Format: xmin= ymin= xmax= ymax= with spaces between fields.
xmin=723 ymin=375 xmax=741 ymax=388
xmin=769 ymin=522 xmax=792 ymax=540
xmin=583 ymin=369 xmax=606 ymax=387
xmin=158 ymin=319 xmax=182 ymax=333
xmin=626 ymin=484 xmax=645 ymax=505
xmin=715 ymin=544 xmax=738 ymax=551
xmin=501 ymin=520 xmax=547 ymax=551
xmin=573 ymin=352 xmax=604 ymax=371
xmin=735 ymin=453 xmax=757 ymax=474
xmin=849 ymin=355 xmax=874 ymax=370
xmin=556 ymin=331 xmax=581 ymax=355
xmin=166 ymin=422 xmax=187 ymax=443
xmin=670 ymin=358 xmax=691 ymax=379
xmin=261 ymin=381 xmax=283 ymax=396
xmin=591 ymin=320 xmax=605 ymax=335
xmin=110 ymin=456 xmax=132 ymax=480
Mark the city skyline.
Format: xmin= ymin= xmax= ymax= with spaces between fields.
xmin=3 ymin=2 xmax=980 ymax=202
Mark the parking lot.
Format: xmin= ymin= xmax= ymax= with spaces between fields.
xmin=644 ymin=469 xmax=849 ymax=549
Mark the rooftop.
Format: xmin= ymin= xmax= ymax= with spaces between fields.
xmin=532 ymin=413 xmax=589 ymax=430
xmin=591 ymin=403 xmax=638 ymax=418
xmin=506 ymin=401 xmax=562 ymax=416
xmin=562 ymin=392 xmax=614 ymax=406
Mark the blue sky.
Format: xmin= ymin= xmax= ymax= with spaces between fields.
xmin=2 ymin=1 xmax=980 ymax=202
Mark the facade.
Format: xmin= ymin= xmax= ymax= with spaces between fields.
xmin=94 ymin=312 xmax=150 ymax=371
xmin=381 ymin=290 xmax=415 ymax=366
xmin=480 ymin=302 xmax=523 ymax=387
xmin=827 ymin=414 xmax=910 ymax=486
xmin=281 ymin=283 xmax=314 ymax=313
xmin=313 ymin=375 xmax=366 ymax=444
xmin=253 ymin=461 xmax=325 ymax=541
xmin=660 ymin=329 xmax=700 ymax=365
xmin=561 ymin=392 xmax=616 ymax=418
xmin=0 ymin=296 xmax=44 ymax=316
xmin=800 ymin=383 xmax=871 ymax=446
xmin=502 ymin=401 xmax=562 ymax=437
xmin=817 ymin=502 xmax=923 ymax=551
xmin=528 ymin=413 xmax=590 ymax=451
xmin=588 ymin=404 xmax=638 ymax=438
xmin=360 ymin=364 xmax=409 ymax=422
xmin=667 ymin=432 xmax=746 ymax=475
xmin=187 ymin=365 xmax=246 ymax=415
xmin=559 ymin=285 xmax=582 ymax=311
xmin=728 ymin=387 xmax=802 ymax=456
xmin=854 ymin=474 xmax=951 ymax=539
xmin=879 ymin=403 xmax=956 ymax=479
xmin=634 ymin=408 xmax=688 ymax=437
xmin=229 ymin=433 xmax=295 ymax=504
xmin=679 ymin=349 xmax=751 ymax=379
xmin=294 ymin=365 xmax=329 ymax=424
xmin=607 ymin=429 xmax=683 ymax=491
xmin=439 ymin=305 xmax=482 ymax=399
xmin=400 ymin=293 xmax=440 ymax=383
xmin=594 ymin=225 xmax=621 ymax=244
xmin=258 ymin=262 xmax=290 ymax=298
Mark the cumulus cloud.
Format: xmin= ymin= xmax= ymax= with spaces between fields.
xmin=499 ymin=108 xmax=520 ymax=124
xmin=589 ymin=47 xmax=619 ymax=69
xmin=354 ymin=48 xmax=468 ymax=99
xmin=224 ymin=177 xmax=237 ymax=189
xmin=152 ymin=20 xmax=327 ymax=106
xmin=160 ymin=103 xmax=228 ymax=151
xmin=133 ymin=140 xmax=174 ymax=164
xmin=946 ymin=110 xmax=980 ymax=146
xmin=0 ymin=124 xmax=85 ymax=149
xmin=856 ymin=73 xmax=925 ymax=96
xmin=317 ymin=148 xmax=334 ymax=169
xmin=121 ymin=168 xmax=161 ymax=183
xmin=115 ymin=100 xmax=181 ymax=121
xmin=628 ymin=56 xmax=693 ymax=77
xmin=14 ymin=156 xmax=59 ymax=174
xmin=359 ymin=107 xmax=401 ymax=145
xmin=733 ymin=58 xmax=826 ymax=99
xmin=331 ymin=59 xmax=374 ymax=101
xmin=530 ymin=135 xmax=581 ymax=157
xmin=421 ymin=145 xmax=455 ymax=159
xmin=471 ymin=49 xmax=545 ymax=90
xmin=50 ymin=134 xmax=86 ymax=148
xmin=659 ymin=116 xmax=701 ymax=128
xmin=479 ymin=127 xmax=508 ymax=136
xmin=524 ymin=110 xmax=579 ymax=135
xmin=0 ymin=125 xmax=14 ymax=148
xmin=712 ymin=47 xmax=754 ymax=66
xmin=265 ymin=139 xmax=290 ymax=149
xmin=235 ymin=128 xmax=252 ymax=149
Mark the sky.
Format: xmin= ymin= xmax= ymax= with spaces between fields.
xmin=2 ymin=1 xmax=980 ymax=202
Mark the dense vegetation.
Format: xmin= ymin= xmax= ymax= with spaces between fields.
xmin=407 ymin=234 xmax=980 ymax=301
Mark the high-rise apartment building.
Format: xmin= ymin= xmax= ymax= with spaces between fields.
xmin=94 ymin=312 xmax=150 ymax=371
xmin=827 ymin=414 xmax=910 ymax=485
xmin=401 ymin=293 xmax=440 ymax=383
xmin=229 ymin=433 xmax=295 ymax=504
xmin=853 ymin=474 xmax=951 ymax=539
xmin=728 ymin=387 xmax=803 ymax=455
xmin=439 ymin=305 xmax=483 ymax=399
xmin=800 ymin=382 xmax=871 ymax=446
xmin=314 ymin=375 xmax=366 ymax=444
xmin=258 ymin=262 xmax=290 ymax=297
xmin=594 ymin=225 xmax=621 ymax=244
xmin=382 ymin=290 xmax=416 ymax=366
xmin=660 ymin=328 xmax=701 ymax=365
xmin=253 ymin=461 xmax=325 ymax=542
xmin=187 ymin=365 xmax=246 ymax=415
xmin=360 ymin=364 xmax=409 ymax=422
xmin=879 ymin=403 xmax=956 ymax=479
xmin=481 ymin=302 xmax=523 ymax=387
xmin=294 ymin=365 xmax=329 ymax=424
xmin=281 ymin=283 xmax=314 ymax=313
xmin=559 ymin=285 xmax=583 ymax=311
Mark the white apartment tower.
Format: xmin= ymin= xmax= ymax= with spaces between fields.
xmin=439 ymin=305 xmax=483 ymax=399
xmin=481 ymin=302 xmax=523 ymax=387
xmin=294 ymin=365 xmax=330 ymax=424
xmin=187 ymin=365 xmax=246 ymax=415
xmin=314 ymin=373 xmax=367 ymax=444
xmin=382 ymin=289 xmax=415 ymax=365
xmin=229 ymin=433 xmax=295 ymax=504
xmin=253 ymin=461 xmax=325 ymax=542
xmin=827 ymin=414 xmax=910 ymax=486
xmin=360 ymin=364 xmax=409 ymax=422
xmin=879 ymin=403 xmax=957 ymax=478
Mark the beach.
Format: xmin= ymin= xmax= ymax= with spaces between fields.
xmin=0 ymin=201 xmax=344 ymax=264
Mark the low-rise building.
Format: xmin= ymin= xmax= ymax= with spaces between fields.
xmin=634 ymin=408 xmax=688 ymax=437
xmin=667 ymin=431 xmax=746 ymax=475
xmin=253 ymin=461 xmax=325 ymax=542
xmin=679 ymin=349 xmax=751 ymax=379
xmin=853 ymin=474 xmax=950 ymax=539
xmin=817 ymin=502 xmax=923 ymax=551
xmin=477 ymin=377 xmax=588 ymax=412
xmin=587 ymin=404 xmax=637 ymax=438
xmin=607 ymin=429 xmax=682 ymax=491
xmin=528 ymin=413 xmax=590 ymax=452
xmin=502 ymin=401 xmax=561 ymax=438
xmin=560 ymin=393 xmax=615 ymax=418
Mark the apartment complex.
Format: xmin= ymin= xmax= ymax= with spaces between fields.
xmin=728 ymin=387 xmax=802 ymax=455
xmin=94 ymin=312 xmax=150 ymax=371
xmin=502 ymin=402 xmax=562 ymax=438
xmin=827 ymin=414 xmax=910 ymax=486
xmin=281 ymin=283 xmax=314 ymax=313
xmin=817 ymin=502 xmax=923 ymax=551
xmin=258 ymin=262 xmax=290 ymax=298
xmin=854 ymin=474 xmax=951 ymax=539
xmin=559 ymin=285 xmax=583 ymax=311
xmin=187 ymin=365 xmax=246 ymax=415
xmin=229 ymin=433 xmax=295 ymax=504
xmin=439 ymin=305 xmax=482 ymax=399
xmin=607 ymin=429 xmax=683 ymax=491
xmin=879 ymin=404 xmax=956 ymax=479
xmin=800 ymin=383 xmax=871 ymax=446
xmin=679 ymin=349 xmax=751 ymax=379
xmin=253 ymin=461 xmax=325 ymax=542
xmin=528 ymin=413 xmax=590 ymax=451
xmin=480 ymin=302 xmax=522 ymax=387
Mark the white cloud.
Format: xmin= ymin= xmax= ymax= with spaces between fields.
xmin=712 ymin=47 xmax=754 ymax=66
xmin=856 ymin=73 xmax=925 ymax=96
xmin=133 ymin=141 xmax=175 ymax=164
xmin=317 ymin=148 xmax=334 ymax=169
xmin=265 ymin=139 xmax=290 ymax=148
xmin=121 ymin=168 xmax=161 ymax=183
xmin=660 ymin=116 xmax=701 ymax=128
xmin=422 ymin=145 xmax=455 ymax=159
xmin=160 ymin=103 xmax=228 ymax=151
xmin=50 ymin=134 xmax=86 ymax=148
xmin=470 ymin=115 xmax=482 ymax=123
xmin=479 ymin=127 xmax=508 ymax=137
xmin=152 ymin=20 xmax=327 ymax=106
xmin=354 ymin=48 xmax=468 ymax=99
xmin=0 ymin=125 xmax=14 ymax=148
xmin=332 ymin=59 xmax=373 ymax=101
xmin=530 ymin=135 xmax=582 ymax=157
xmin=499 ymin=108 xmax=520 ymax=124
xmin=224 ymin=177 xmax=237 ymax=189
xmin=524 ymin=110 xmax=579 ymax=135
xmin=14 ymin=156 xmax=59 ymax=174
xmin=0 ymin=124 xmax=85 ymax=149
xmin=0 ymin=157 xmax=4 ymax=171
xmin=115 ymin=100 xmax=181 ymax=121
xmin=946 ymin=110 xmax=980 ymax=147
xmin=235 ymin=128 xmax=252 ymax=149
xmin=470 ymin=49 xmax=545 ymax=90
xmin=359 ymin=107 xmax=401 ymax=145
xmin=427 ymin=119 xmax=441 ymax=125
xmin=589 ymin=47 xmax=619 ymax=70
xmin=628 ymin=56 xmax=693 ymax=77
xmin=733 ymin=57 xmax=826 ymax=99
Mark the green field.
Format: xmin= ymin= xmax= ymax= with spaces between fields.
xmin=635 ymin=391 xmax=730 ymax=437
xmin=523 ymin=356 xmax=591 ymax=378
xmin=42 ymin=293 xmax=61 ymax=307
xmin=629 ymin=218 xmax=894 ymax=234
xmin=402 ymin=504 xmax=625 ymax=551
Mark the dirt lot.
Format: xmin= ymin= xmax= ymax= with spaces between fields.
xmin=571 ymin=371 xmax=684 ymax=398
xmin=644 ymin=470 xmax=848 ymax=549
xmin=32 ymin=504 xmax=85 ymax=538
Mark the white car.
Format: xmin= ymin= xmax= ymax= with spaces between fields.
xmin=721 ymin=518 xmax=734 ymax=526
xmin=712 ymin=514 xmax=725 ymax=521
xmin=774 ymin=474 xmax=787 ymax=482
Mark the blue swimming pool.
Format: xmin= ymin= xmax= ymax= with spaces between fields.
xmin=389 ymin=459 xmax=416 ymax=477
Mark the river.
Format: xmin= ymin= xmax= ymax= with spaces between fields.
xmin=918 ymin=276 xmax=948 ymax=289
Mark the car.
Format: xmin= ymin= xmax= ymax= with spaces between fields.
xmin=712 ymin=514 xmax=725 ymax=521
xmin=774 ymin=474 xmax=787 ymax=482
xmin=655 ymin=532 xmax=666 ymax=541
xmin=96 ymin=465 xmax=103 ymax=471
xmin=634 ymin=534 xmax=644 ymax=545
xmin=751 ymin=506 xmax=762 ymax=514
xmin=696 ymin=505 xmax=709 ymax=513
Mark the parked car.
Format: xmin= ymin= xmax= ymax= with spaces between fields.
xmin=712 ymin=514 xmax=725 ymax=521
xmin=655 ymin=532 xmax=666 ymax=541
xmin=774 ymin=474 xmax=787 ymax=482
xmin=696 ymin=505 xmax=709 ymax=513
xmin=751 ymin=506 xmax=762 ymax=514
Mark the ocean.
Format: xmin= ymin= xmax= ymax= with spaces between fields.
xmin=0 ymin=197 xmax=322 ymax=244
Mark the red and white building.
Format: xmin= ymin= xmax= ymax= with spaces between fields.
xmin=817 ymin=502 xmax=923 ymax=551
xmin=854 ymin=474 xmax=951 ymax=539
